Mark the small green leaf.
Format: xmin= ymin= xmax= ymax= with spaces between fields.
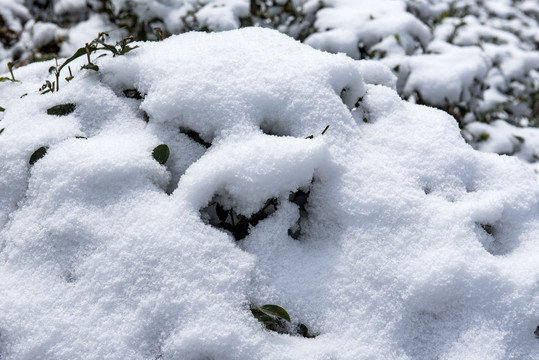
xmin=0 ymin=77 xmax=11 ymax=82
xmin=29 ymin=147 xmax=47 ymax=165
xmin=0 ymin=128 xmax=4 ymax=135
xmin=251 ymin=308 xmax=281 ymax=332
xmin=0 ymin=106 xmax=4 ymax=112
xmin=47 ymin=103 xmax=76 ymax=116
xmin=477 ymin=132 xmax=490 ymax=142
xmin=513 ymin=135 xmax=525 ymax=143
xmin=305 ymin=135 xmax=314 ymax=139
xmin=81 ymin=63 xmax=99 ymax=71
xmin=254 ymin=305 xmax=291 ymax=322
xmin=296 ymin=323 xmax=316 ymax=338
xmin=152 ymin=144 xmax=170 ymax=165
xmin=57 ymin=46 xmax=96 ymax=74
xmin=48 ymin=66 xmax=57 ymax=74
xmin=118 ymin=45 xmax=139 ymax=56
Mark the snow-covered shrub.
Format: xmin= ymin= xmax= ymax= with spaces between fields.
xmin=1 ymin=28 xmax=538 ymax=359
xmin=307 ymin=0 xmax=539 ymax=129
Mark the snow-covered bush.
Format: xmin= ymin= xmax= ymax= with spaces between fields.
xmin=1 ymin=0 xmax=538 ymax=166
xmin=1 ymin=28 xmax=538 ymax=359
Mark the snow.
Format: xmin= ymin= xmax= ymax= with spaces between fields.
xmin=1 ymin=27 xmax=538 ymax=359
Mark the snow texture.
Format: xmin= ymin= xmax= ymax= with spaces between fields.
xmin=1 ymin=28 xmax=538 ymax=359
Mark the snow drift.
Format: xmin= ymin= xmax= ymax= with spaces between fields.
xmin=0 ymin=28 xmax=538 ymax=359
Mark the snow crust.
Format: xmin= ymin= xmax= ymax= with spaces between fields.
xmin=1 ymin=27 xmax=539 ymax=359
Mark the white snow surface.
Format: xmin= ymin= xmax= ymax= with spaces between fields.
xmin=0 ymin=28 xmax=538 ymax=359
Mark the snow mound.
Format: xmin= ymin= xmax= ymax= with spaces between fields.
xmin=0 ymin=28 xmax=538 ymax=359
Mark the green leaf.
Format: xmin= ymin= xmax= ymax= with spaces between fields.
xmin=81 ymin=63 xmax=99 ymax=71
xmin=296 ymin=323 xmax=316 ymax=338
xmin=57 ymin=46 xmax=96 ymax=74
xmin=305 ymin=135 xmax=314 ymax=139
xmin=254 ymin=305 xmax=291 ymax=322
xmin=29 ymin=147 xmax=47 ymax=165
xmin=513 ymin=135 xmax=525 ymax=143
xmin=250 ymin=308 xmax=281 ymax=332
xmin=48 ymin=66 xmax=57 ymax=74
xmin=0 ymin=77 xmax=11 ymax=82
xmin=47 ymin=103 xmax=76 ymax=116
xmin=118 ymin=45 xmax=139 ymax=56
xmin=0 ymin=128 xmax=4 ymax=135
xmin=477 ymin=132 xmax=490 ymax=142
xmin=321 ymin=125 xmax=330 ymax=135
xmin=152 ymin=144 xmax=170 ymax=165
xmin=0 ymin=106 xmax=4 ymax=112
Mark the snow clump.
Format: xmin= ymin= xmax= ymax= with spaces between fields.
xmin=0 ymin=28 xmax=538 ymax=359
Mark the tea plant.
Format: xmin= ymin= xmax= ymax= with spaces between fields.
xmin=40 ymin=31 xmax=139 ymax=94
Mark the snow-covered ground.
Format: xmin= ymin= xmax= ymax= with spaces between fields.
xmin=1 ymin=27 xmax=538 ymax=359
xmin=1 ymin=0 xmax=538 ymax=165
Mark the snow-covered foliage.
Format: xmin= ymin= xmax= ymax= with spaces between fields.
xmin=0 ymin=0 xmax=538 ymax=164
xmin=1 ymin=27 xmax=538 ymax=360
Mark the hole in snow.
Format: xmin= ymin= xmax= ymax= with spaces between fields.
xmin=476 ymin=222 xmax=517 ymax=256
xmin=179 ymin=127 xmax=212 ymax=148
xmin=288 ymin=188 xmax=311 ymax=240
xmin=201 ymin=197 xmax=279 ymax=241
xmin=122 ymin=88 xmax=144 ymax=100
xmin=259 ymin=119 xmax=291 ymax=137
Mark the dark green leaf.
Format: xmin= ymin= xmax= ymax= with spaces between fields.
xmin=0 ymin=128 xmax=4 ymax=134
xmin=118 ymin=45 xmax=139 ymax=56
xmin=250 ymin=308 xmax=281 ymax=332
xmin=513 ymin=135 xmax=525 ymax=143
xmin=321 ymin=125 xmax=330 ymax=135
xmin=296 ymin=323 xmax=316 ymax=338
xmin=0 ymin=77 xmax=11 ymax=82
xmin=0 ymin=106 xmax=4 ymax=112
xmin=48 ymin=66 xmax=57 ymax=74
xmin=254 ymin=305 xmax=291 ymax=322
xmin=152 ymin=144 xmax=170 ymax=165
xmin=215 ymin=203 xmax=229 ymax=222
xmin=47 ymin=103 xmax=76 ymax=116
xmin=57 ymin=46 xmax=96 ymax=74
xmin=477 ymin=132 xmax=490 ymax=142
xmin=81 ymin=63 xmax=99 ymax=71
xmin=65 ymin=76 xmax=74 ymax=82
xmin=29 ymin=147 xmax=47 ymax=165
xmin=94 ymin=39 xmax=117 ymax=54
xmin=305 ymin=135 xmax=314 ymax=139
